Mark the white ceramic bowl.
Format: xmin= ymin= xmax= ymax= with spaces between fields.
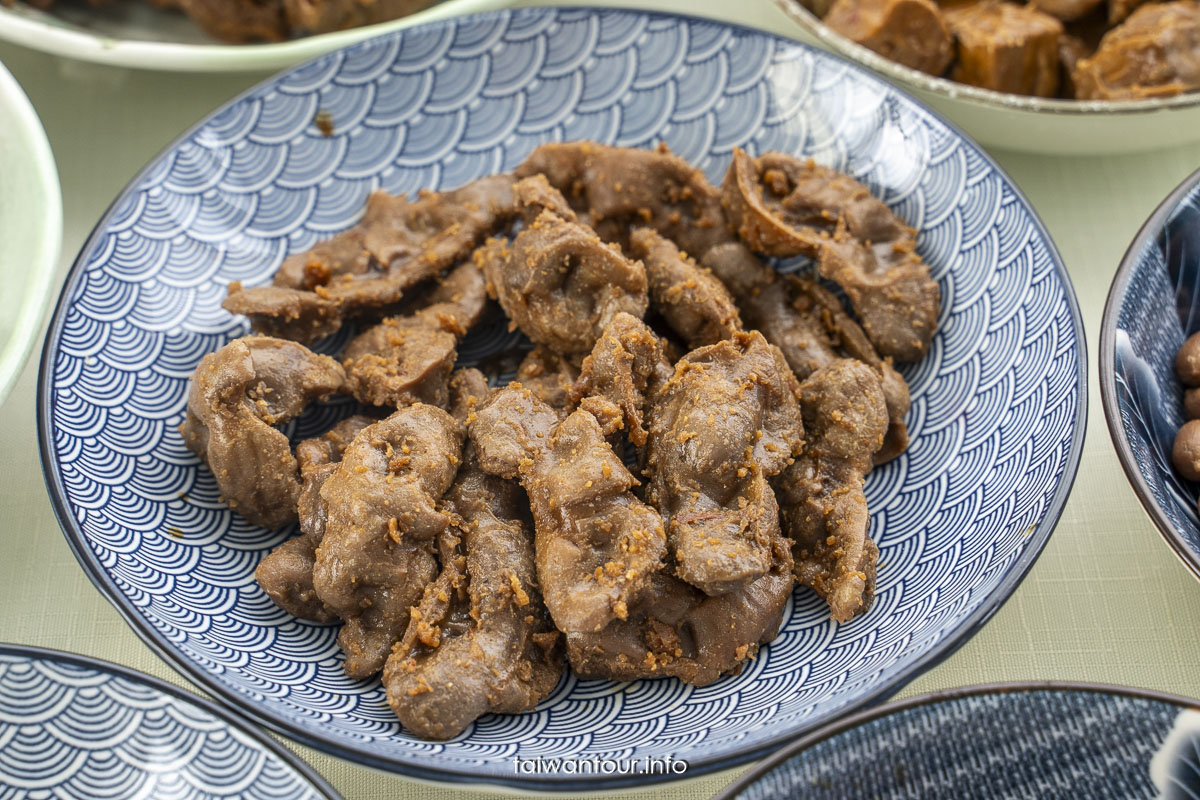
xmin=0 ymin=0 xmax=507 ymax=73
xmin=0 ymin=61 xmax=60 ymax=408
xmin=771 ymin=0 xmax=1200 ymax=155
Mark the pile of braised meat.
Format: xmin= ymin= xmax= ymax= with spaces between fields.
xmin=1 ymin=0 xmax=434 ymax=43
xmin=805 ymin=0 xmax=1200 ymax=100
xmin=181 ymin=141 xmax=940 ymax=740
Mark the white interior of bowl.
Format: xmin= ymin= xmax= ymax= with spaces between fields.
xmin=0 ymin=62 xmax=60 ymax=408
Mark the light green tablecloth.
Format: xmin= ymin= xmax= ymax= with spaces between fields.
xmin=4 ymin=1 xmax=1200 ymax=797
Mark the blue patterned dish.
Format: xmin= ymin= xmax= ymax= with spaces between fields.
xmin=36 ymin=7 xmax=1085 ymax=791
xmin=1102 ymin=168 xmax=1200 ymax=579
xmin=0 ymin=644 xmax=338 ymax=799
xmin=716 ymin=682 xmax=1200 ymax=800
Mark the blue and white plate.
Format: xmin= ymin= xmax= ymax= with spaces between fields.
xmin=36 ymin=7 xmax=1085 ymax=792
xmin=0 ymin=644 xmax=338 ymax=799
xmin=1102 ymin=168 xmax=1200 ymax=581
xmin=717 ymin=682 xmax=1200 ymax=800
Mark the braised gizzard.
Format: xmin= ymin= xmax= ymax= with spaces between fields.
xmin=182 ymin=141 xmax=940 ymax=740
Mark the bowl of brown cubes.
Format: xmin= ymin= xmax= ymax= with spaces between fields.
xmin=1103 ymin=166 xmax=1200 ymax=579
xmin=772 ymin=0 xmax=1200 ymax=154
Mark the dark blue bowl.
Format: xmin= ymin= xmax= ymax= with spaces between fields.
xmin=715 ymin=682 xmax=1200 ymax=800
xmin=1102 ymin=168 xmax=1200 ymax=579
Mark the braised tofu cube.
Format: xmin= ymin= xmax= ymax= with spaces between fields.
xmin=945 ymin=2 xmax=1064 ymax=96
xmin=824 ymin=0 xmax=955 ymax=75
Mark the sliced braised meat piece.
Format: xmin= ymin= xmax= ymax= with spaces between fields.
xmin=823 ymin=0 xmax=954 ymax=75
xmin=720 ymin=148 xmax=939 ymax=361
xmin=515 ymin=347 xmax=581 ymax=413
xmin=565 ymin=555 xmax=793 ymax=686
xmin=1030 ymin=0 xmax=1102 ymax=21
xmin=312 ymin=404 xmax=464 ymax=678
xmin=383 ymin=442 xmax=561 ymax=740
xmin=722 ymin=148 xmax=909 ymax=259
xmin=255 ymin=415 xmax=375 ymax=622
xmin=511 ymin=172 xmax=579 ymax=223
xmin=177 ymin=0 xmax=287 ymax=42
xmin=342 ymin=262 xmax=487 ymax=409
xmin=944 ymin=2 xmax=1064 ymax=97
xmin=514 ymin=141 xmax=732 ymax=256
xmin=776 ymin=359 xmax=889 ymax=623
xmin=1073 ymin=2 xmax=1200 ymax=99
xmin=447 ymin=367 xmax=491 ymax=422
xmin=470 ymin=387 xmax=667 ymax=633
xmin=629 ymin=228 xmax=742 ymax=348
xmin=644 ymin=331 xmax=803 ymax=596
xmin=180 ymin=336 xmax=345 ymax=529
xmin=476 ymin=178 xmax=648 ymax=357
xmin=284 ymin=0 xmax=432 ymax=35
xmin=223 ymin=175 xmax=515 ymax=343
xmin=793 ymin=275 xmax=911 ymax=464
xmin=222 ymin=283 xmax=343 ymax=343
xmin=570 ymin=313 xmax=673 ymax=447
xmin=818 ymin=225 xmax=939 ymax=363
xmin=702 ymin=242 xmax=911 ymax=464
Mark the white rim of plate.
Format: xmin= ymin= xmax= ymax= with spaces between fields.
xmin=0 ymin=61 xmax=61 ymax=409
xmin=771 ymin=0 xmax=1200 ymax=116
xmin=0 ymin=0 xmax=507 ymax=73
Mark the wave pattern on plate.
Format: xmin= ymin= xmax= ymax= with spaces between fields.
xmin=0 ymin=652 xmax=324 ymax=799
xmin=43 ymin=7 xmax=1081 ymax=785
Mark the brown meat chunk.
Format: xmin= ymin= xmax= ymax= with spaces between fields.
xmin=721 ymin=149 xmax=939 ymax=361
xmin=644 ymin=331 xmax=803 ymax=596
xmin=515 ymin=347 xmax=581 ymax=413
xmin=470 ymin=387 xmax=668 ymax=633
xmin=944 ymin=2 xmax=1063 ymax=97
xmin=224 ymin=176 xmax=515 ymax=343
xmin=1031 ymin=0 xmax=1102 ymax=21
xmin=255 ymin=415 xmax=375 ymax=622
xmin=342 ymin=262 xmax=487 ymax=408
xmin=629 ymin=227 xmax=742 ymax=348
xmin=775 ymin=360 xmax=889 ymax=622
xmin=284 ymin=0 xmax=432 ymax=35
xmin=817 ymin=228 xmax=939 ymax=366
xmin=570 ymin=313 xmax=674 ymax=447
xmin=515 ymin=141 xmax=731 ymax=257
xmin=177 ymin=0 xmax=287 ymax=42
xmin=222 ymin=284 xmax=343 ymax=344
xmin=1073 ymin=2 xmax=1200 ymax=99
xmin=383 ymin=448 xmax=561 ymax=740
xmin=312 ymin=405 xmax=464 ymax=678
xmin=476 ymin=178 xmax=648 ymax=357
xmin=447 ymin=367 xmax=491 ymax=422
xmin=1109 ymin=0 xmax=1152 ymax=24
xmin=1058 ymin=33 xmax=1092 ymax=97
xmin=824 ymin=0 xmax=955 ymax=76
xmin=702 ymin=242 xmax=911 ymax=464
xmin=565 ymin=556 xmax=793 ymax=686
xmin=722 ymin=148 xmax=911 ymax=259
xmin=180 ymin=337 xmax=345 ymax=529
